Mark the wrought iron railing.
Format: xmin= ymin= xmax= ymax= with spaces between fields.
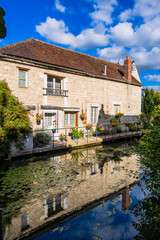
xmin=43 ymin=88 xmax=68 ymax=97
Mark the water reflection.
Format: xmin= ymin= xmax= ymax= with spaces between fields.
xmin=0 ymin=142 xmax=140 ymax=240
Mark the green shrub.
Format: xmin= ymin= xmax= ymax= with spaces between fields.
xmin=0 ymin=81 xmax=30 ymax=159
xmin=33 ymin=131 xmax=50 ymax=148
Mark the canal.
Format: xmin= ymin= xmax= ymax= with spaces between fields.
xmin=0 ymin=140 xmax=158 ymax=240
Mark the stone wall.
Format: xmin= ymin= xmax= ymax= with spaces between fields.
xmin=0 ymin=59 xmax=141 ymax=129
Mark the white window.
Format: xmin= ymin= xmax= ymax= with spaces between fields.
xmin=91 ymin=107 xmax=98 ymax=123
xmin=113 ymin=104 xmax=120 ymax=115
xmin=65 ymin=112 xmax=76 ymax=126
xmin=47 ymin=76 xmax=61 ymax=95
xmin=19 ymin=70 xmax=27 ymax=87
xmin=55 ymin=78 xmax=61 ymax=95
xmin=44 ymin=113 xmax=56 ymax=129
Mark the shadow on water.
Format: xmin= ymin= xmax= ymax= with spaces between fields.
xmin=0 ymin=139 xmax=157 ymax=240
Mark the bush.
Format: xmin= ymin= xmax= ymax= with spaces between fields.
xmin=0 ymin=81 xmax=30 ymax=159
xmin=33 ymin=131 xmax=50 ymax=148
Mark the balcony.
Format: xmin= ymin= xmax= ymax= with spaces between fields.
xmin=43 ymin=88 xmax=68 ymax=97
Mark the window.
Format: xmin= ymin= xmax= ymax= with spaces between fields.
xmin=21 ymin=211 xmax=29 ymax=231
xmin=19 ymin=70 xmax=27 ymax=87
xmin=91 ymin=107 xmax=98 ymax=123
xmin=64 ymin=112 xmax=76 ymax=126
xmin=113 ymin=104 xmax=120 ymax=115
xmin=47 ymin=193 xmax=63 ymax=217
xmin=55 ymin=78 xmax=61 ymax=95
xmin=44 ymin=113 xmax=56 ymax=128
xmin=47 ymin=76 xmax=53 ymax=95
xmin=47 ymin=76 xmax=61 ymax=95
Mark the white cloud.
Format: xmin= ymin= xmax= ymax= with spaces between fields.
xmin=98 ymin=45 xmax=127 ymax=63
xmin=36 ymin=17 xmax=75 ymax=45
xmin=146 ymin=85 xmax=160 ymax=91
xmin=90 ymin=0 xmax=118 ymax=25
xmin=144 ymin=74 xmax=160 ymax=82
xmin=36 ymin=18 xmax=109 ymax=50
xmin=119 ymin=0 xmax=160 ymax=22
xmin=72 ymin=23 xmax=109 ymax=50
xmin=119 ymin=9 xmax=133 ymax=22
xmin=109 ymin=17 xmax=160 ymax=49
xmin=135 ymin=16 xmax=160 ymax=48
xmin=110 ymin=22 xmax=135 ymax=47
xmin=133 ymin=0 xmax=160 ymax=22
xmin=55 ymin=0 xmax=65 ymax=13
xmin=130 ymin=47 xmax=160 ymax=72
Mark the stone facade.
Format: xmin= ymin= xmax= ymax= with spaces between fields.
xmin=0 ymin=56 xmax=142 ymax=131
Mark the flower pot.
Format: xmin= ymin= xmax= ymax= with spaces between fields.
xmin=71 ymin=136 xmax=79 ymax=140
xmin=37 ymin=120 xmax=41 ymax=125
xmin=60 ymin=138 xmax=64 ymax=142
xmin=52 ymin=129 xmax=56 ymax=133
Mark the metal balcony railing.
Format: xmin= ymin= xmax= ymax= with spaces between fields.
xmin=43 ymin=88 xmax=68 ymax=97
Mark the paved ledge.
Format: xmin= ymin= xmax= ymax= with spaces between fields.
xmin=10 ymin=131 xmax=143 ymax=159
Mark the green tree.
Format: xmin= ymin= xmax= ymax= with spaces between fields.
xmin=0 ymin=6 xmax=6 ymax=38
xmin=0 ymin=81 xmax=30 ymax=159
xmin=132 ymin=113 xmax=160 ymax=239
xmin=143 ymin=89 xmax=160 ymax=119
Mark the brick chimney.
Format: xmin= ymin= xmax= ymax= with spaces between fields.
xmin=124 ymin=56 xmax=132 ymax=82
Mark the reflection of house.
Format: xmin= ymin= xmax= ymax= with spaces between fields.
xmin=3 ymin=151 xmax=139 ymax=240
xmin=0 ymin=39 xmax=142 ymax=130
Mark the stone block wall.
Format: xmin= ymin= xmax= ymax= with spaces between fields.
xmin=0 ymin=59 xmax=142 ymax=130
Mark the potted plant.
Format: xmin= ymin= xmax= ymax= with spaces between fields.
xmin=59 ymin=133 xmax=65 ymax=141
xmin=71 ymin=127 xmax=84 ymax=139
xmin=80 ymin=113 xmax=85 ymax=121
xmin=86 ymin=123 xmax=93 ymax=137
xmin=86 ymin=123 xmax=93 ymax=130
xmin=36 ymin=113 xmax=43 ymax=125
xmin=137 ymin=120 xmax=142 ymax=125
xmin=52 ymin=120 xmax=57 ymax=133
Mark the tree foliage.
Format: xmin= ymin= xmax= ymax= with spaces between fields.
xmin=133 ymin=109 xmax=160 ymax=239
xmin=143 ymin=89 xmax=160 ymax=119
xmin=0 ymin=6 xmax=6 ymax=38
xmin=0 ymin=81 xmax=30 ymax=159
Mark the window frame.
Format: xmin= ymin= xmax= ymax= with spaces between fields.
xmin=19 ymin=69 xmax=27 ymax=88
xmin=91 ymin=106 xmax=98 ymax=124
xmin=47 ymin=75 xmax=62 ymax=95
xmin=64 ymin=111 xmax=78 ymax=126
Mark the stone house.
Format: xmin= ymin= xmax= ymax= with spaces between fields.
xmin=0 ymin=38 xmax=142 ymax=131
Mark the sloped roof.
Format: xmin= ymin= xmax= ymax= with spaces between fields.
xmin=0 ymin=38 xmax=141 ymax=85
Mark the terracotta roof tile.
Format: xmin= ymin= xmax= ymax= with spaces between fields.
xmin=0 ymin=38 xmax=141 ymax=85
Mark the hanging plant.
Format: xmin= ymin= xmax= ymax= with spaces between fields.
xmin=80 ymin=113 xmax=85 ymax=121
xmin=36 ymin=113 xmax=43 ymax=124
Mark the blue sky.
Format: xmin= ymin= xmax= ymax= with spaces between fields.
xmin=1 ymin=0 xmax=160 ymax=90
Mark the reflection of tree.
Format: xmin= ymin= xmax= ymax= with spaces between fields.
xmin=0 ymin=158 xmax=79 ymax=221
xmin=131 ymin=122 xmax=160 ymax=239
xmin=131 ymin=189 xmax=160 ymax=240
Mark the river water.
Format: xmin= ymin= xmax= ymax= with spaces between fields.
xmin=0 ymin=140 xmax=154 ymax=240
